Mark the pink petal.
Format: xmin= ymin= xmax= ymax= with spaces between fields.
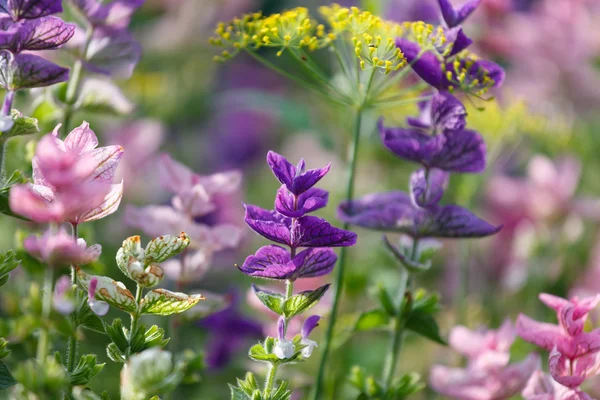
xmin=64 ymin=121 xmax=99 ymax=152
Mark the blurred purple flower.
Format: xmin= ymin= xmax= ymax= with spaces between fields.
xmin=522 ymin=370 xmax=592 ymax=400
xmin=517 ymin=293 xmax=600 ymax=388
xmin=53 ymin=275 xmax=76 ymax=315
xmin=437 ymin=0 xmax=482 ymax=27
xmin=0 ymin=0 xmax=62 ymax=21
xmin=430 ymin=319 xmax=539 ymax=399
xmin=198 ymin=293 xmax=263 ymax=369
xmin=24 ymin=227 xmax=101 ymax=267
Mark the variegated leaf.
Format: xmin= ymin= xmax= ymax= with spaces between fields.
xmin=140 ymin=289 xmax=204 ymax=316
xmin=144 ymin=233 xmax=190 ymax=265
xmin=115 ymin=235 xmax=144 ymax=278
xmin=77 ymin=269 xmax=137 ymax=314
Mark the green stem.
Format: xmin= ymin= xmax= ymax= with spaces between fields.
xmin=62 ymin=27 xmax=94 ymax=136
xmin=129 ymin=284 xmax=144 ymax=353
xmin=66 ymin=224 xmax=79 ymax=373
xmin=313 ymin=108 xmax=363 ymax=400
xmin=36 ymin=267 xmax=55 ymax=364
xmin=382 ymin=239 xmax=418 ymax=390
xmin=0 ymin=138 xmax=7 ymax=184
xmin=264 ymin=363 xmax=279 ymax=397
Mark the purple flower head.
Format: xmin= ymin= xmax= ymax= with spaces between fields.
xmin=0 ymin=0 xmax=62 ymax=21
xmin=198 ymin=292 xmax=263 ymax=369
xmin=0 ymin=16 xmax=75 ymax=53
xmin=406 ymin=91 xmax=467 ymax=135
xmin=239 ymin=245 xmax=337 ymax=281
xmin=267 ymin=151 xmax=331 ymax=196
xmin=410 ymin=168 xmax=449 ymax=208
xmin=275 ymin=186 xmax=329 ymax=218
xmin=379 ymin=119 xmax=486 ymax=173
xmin=437 ymin=0 xmax=482 ymax=28
xmin=0 ymin=51 xmax=68 ymax=90
xmin=338 ymin=191 xmax=500 ymax=239
xmin=517 ymin=293 xmax=600 ymax=388
xmin=244 ymin=204 xmax=357 ymax=248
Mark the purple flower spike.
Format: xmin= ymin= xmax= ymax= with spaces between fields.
xmin=0 ymin=16 xmax=75 ymax=53
xmin=267 ymin=151 xmax=331 ymax=195
xmin=437 ymin=0 xmax=482 ymax=28
xmin=275 ymin=186 xmax=329 ymax=218
xmin=0 ymin=51 xmax=68 ymax=90
xmin=338 ymin=191 xmax=501 ymax=239
xmin=277 ymin=316 xmax=285 ymax=340
xmin=410 ymin=168 xmax=449 ymax=208
xmin=301 ymin=315 xmax=320 ymax=339
xmin=396 ymin=38 xmax=445 ymax=89
xmin=379 ymin=120 xmax=486 ymax=173
xmin=0 ymin=0 xmax=62 ymax=21
xmin=244 ymin=204 xmax=356 ymax=248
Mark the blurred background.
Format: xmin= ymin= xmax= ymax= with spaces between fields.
xmin=2 ymin=0 xmax=600 ymax=398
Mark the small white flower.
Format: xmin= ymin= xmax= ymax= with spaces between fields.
xmin=0 ymin=115 xmax=14 ymax=132
xmin=274 ymin=339 xmax=295 ymax=359
xmin=89 ymin=299 xmax=110 ymax=316
xmin=300 ymin=338 xmax=318 ymax=358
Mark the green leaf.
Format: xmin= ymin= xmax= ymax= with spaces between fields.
xmin=0 ymin=360 xmax=15 ymax=390
xmin=69 ymin=354 xmax=105 ymax=385
xmin=0 ymin=170 xmax=27 ymax=190
xmin=248 ymin=343 xmax=279 ymax=363
xmin=355 ymin=309 xmax=390 ymax=331
xmin=104 ymin=319 xmax=129 ymax=353
xmin=282 ymin=284 xmax=330 ymax=319
xmin=4 ymin=110 xmax=39 ymax=138
xmin=144 ymin=233 xmax=191 ymax=264
xmin=75 ymin=301 xmax=106 ymax=335
xmin=230 ymin=385 xmax=251 ymax=400
xmin=143 ymin=325 xmax=170 ymax=349
xmin=76 ymin=269 xmax=137 ymax=314
xmin=271 ymin=380 xmax=292 ymax=400
xmin=0 ymin=338 xmax=10 ymax=359
xmin=376 ymin=284 xmax=396 ymax=316
xmin=0 ymin=250 xmax=20 ymax=287
xmin=106 ymin=342 xmax=126 ymax=364
xmin=140 ymin=289 xmax=204 ymax=316
xmin=252 ymin=285 xmax=284 ymax=315
xmin=405 ymin=309 xmax=446 ymax=345
xmin=388 ymin=372 xmax=425 ymax=399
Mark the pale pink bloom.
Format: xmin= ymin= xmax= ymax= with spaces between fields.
xmin=53 ymin=275 xmax=76 ymax=315
xmin=24 ymin=227 xmax=102 ymax=267
xmin=517 ymin=294 xmax=600 ymax=388
xmin=522 ymin=370 xmax=593 ymax=400
xmin=88 ymin=277 xmax=109 ymax=316
xmin=9 ymin=122 xmax=124 ymax=224
xmin=430 ymin=320 xmax=539 ymax=400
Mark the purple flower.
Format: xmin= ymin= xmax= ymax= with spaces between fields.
xmin=267 ymin=151 xmax=331 ymax=196
xmin=0 ymin=16 xmax=75 ymax=53
xmin=517 ymin=294 xmax=600 ymax=388
xmin=406 ymin=91 xmax=467 ymax=134
xmin=53 ymin=275 xmax=76 ymax=315
xmin=0 ymin=50 xmax=68 ymax=90
xmin=437 ymin=0 xmax=482 ymax=27
xmin=71 ymin=0 xmax=144 ymax=29
xmin=83 ymin=27 xmax=141 ymax=79
xmin=23 ymin=227 xmax=101 ymax=267
xmin=198 ymin=293 xmax=263 ymax=369
xmin=522 ymin=370 xmax=593 ymax=400
xmin=0 ymin=0 xmax=62 ymax=21
xmin=275 ymin=186 xmax=329 ymax=218
xmin=239 ymin=245 xmax=337 ymax=280
xmin=300 ymin=315 xmax=320 ymax=357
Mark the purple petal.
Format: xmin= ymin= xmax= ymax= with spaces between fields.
xmin=292 ymin=216 xmax=357 ymax=248
xmin=244 ymin=204 xmax=292 ymax=246
xmin=78 ymin=181 xmax=123 ymax=223
xmin=291 ymin=163 xmax=331 ymax=195
xmin=301 ymin=315 xmax=321 ymax=339
xmin=429 ymin=204 xmax=501 ymax=237
xmin=432 ymin=129 xmax=486 ymax=173
xmin=0 ymin=16 xmax=74 ymax=52
xmin=292 ymin=247 xmax=337 ymax=278
xmin=89 ymin=144 xmax=124 ymax=181
xmin=85 ymin=27 xmax=140 ymax=79
xmin=0 ymin=51 xmax=68 ymax=90
xmin=455 ymin=0 xmax=482 ymax=26
xmin=410 ymin=168 xmax=449 ymax=208
xmin=396 ymin=38 xmax=444 ymax=89
xmin=445 ymin=27 xmax=473 ymax=57
xmin=275 ymin=186 xmax=329 ymax=218
xmin=437 ymin=0 xmax=458 ymax=27
xmin=64 ymin=121 xmax=98 ymax=152
xmin=379 ymin=120 xmax=446 ymax=168
xmin=516 ymin=314 xmax=564 ymax=353
xmin=238 ymin=244 xmax=293 ymax=279
xmin=430 ymin=91 xmax=467 ymax=133
xmin=277 ymin=316 xmax=285 ymax=340
xmin=0 ymin=0 xmax=62 ymax=20
xmin=71 ymin=0 xmax=143 ymax=28
xmin=267 ymin=151 xmax=295 ymax=189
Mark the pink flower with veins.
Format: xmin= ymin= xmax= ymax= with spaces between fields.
xmin=24 ymin=227 xmax=101 ymax=267
xmin=430 ymin=320 xmax=539 ymax=400
xmin=517 ymin=293 xmax=600 ymax=388
xmin=522 ymin=370 xmax=593 ymax=400
xmin=9 ymin=122 xmax=124 ymax=224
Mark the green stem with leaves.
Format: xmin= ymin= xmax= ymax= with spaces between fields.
xmin=129 ymin=284 xmax=144 ymax=353
xmin=36 ymin=267 xmax=55 ymax=364
xmin=263 ymin=363 xmax=279 ymax=397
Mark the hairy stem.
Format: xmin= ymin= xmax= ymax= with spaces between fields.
xmin=128 ymin=284 xmax=144 ymax=354
xmin=66 ymin=223 xmax=79 ymax=373
xmin=37 ymin=267 xmax=55 ymax=364
xmin=264 ymin=363 xmax=279 ymax=397
xmin=313 ymin=108 xmax=363 ymax=399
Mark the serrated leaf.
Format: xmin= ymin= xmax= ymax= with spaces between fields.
xmin=355 ymin=309 xmax=390 ymax=331
xmin=282 ymin=284 xmax=329 ymax=319
xmin=104 ymin=319 xmax=129 ymax=353
xmin=140 ymin=289 xmax=204 ymax=316
xmin=252 ymin=285 xmax=284 ymax=315
xmin=143 ymin=325 xmax=169 ymax=349
xmin=405 ymin=309 xmax=446 ymax=345
xmin=248 ymin=343 xmax=279 ymax=363
xmin=69 ymin=354 xmax=104 ymax=385
xmin=230 ymin=385 xmax=251 ymax=400
xmin=144 ymin=233 xmax=190 ymax=264
xmin=4 ymin=110 xmax=39 ymax=138
xmin=1 ymin=170 xmax=27 ymax=190
xmin=0 ymin=250 xmax=19 ymax=287
xmin=75 ymin=301 xmax=106 ymax=335
xmin=77 ymin=269 xmax=137 ymax=314
xmin=0 ymin=360 xmax=16 ymax=390
xmin=106 ymin=342 xmax=126 ymax=364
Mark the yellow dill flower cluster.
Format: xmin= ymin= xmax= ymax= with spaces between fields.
xmin=209 ymin=8 xmax=321 ymax=61
xmin=398 ymin=21 xmax=446 ymax=51
xmin=444 ymin=52 xmax=496 ymax=96
xmin=319 ymin=5 xmax=406 ymax=74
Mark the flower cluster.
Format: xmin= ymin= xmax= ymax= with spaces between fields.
xmin=0 ymin=0 xmax=73 ymax=100
xmin=125 ymin=154 xmax=243 ymax=284
xmin=517 ymin=293 xmax=600 ymax=393
xmin=10 ymin=122 xmax=123 ymax=226
xmin=430 ymin=320 xmax=539 ymax=399
xmin=231 ymin=151 xmax=356 ymax=397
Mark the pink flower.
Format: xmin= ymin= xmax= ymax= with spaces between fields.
xmin=9 ymin=122 xmax=124 ymax=224
xmin=430 ymin=320 xmax=539 ymax=400
xmin=88 ymin=277 xmax=109 ymax=316
xmin=53 ymin=275 xmax=76 ymax=315
xmin=24 ymin=227 xmax=102 ymax=267
xmin=517 ymin=293 xmax=600 ymax=388
xmin=522 ymin=370 xmax=592 ymax=400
